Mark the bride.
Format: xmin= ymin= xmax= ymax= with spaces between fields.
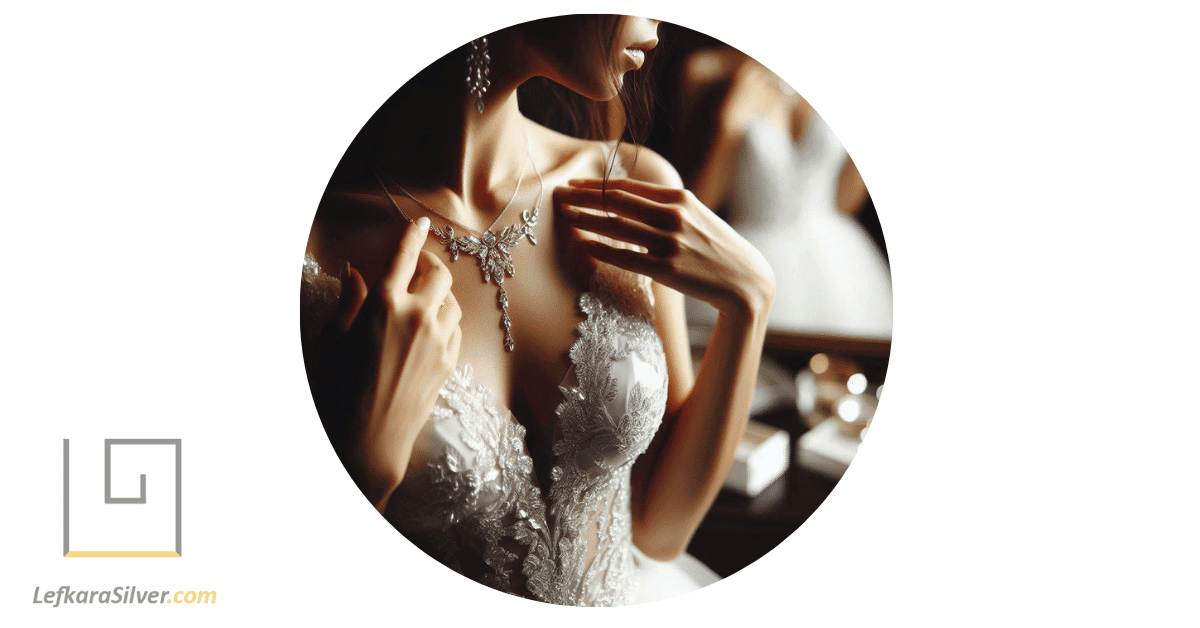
xmin=301 ymin=15 xmax=775 ymax=605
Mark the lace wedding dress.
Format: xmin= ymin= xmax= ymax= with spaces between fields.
xmin=302 ymin=259 xmax=719 ymax=606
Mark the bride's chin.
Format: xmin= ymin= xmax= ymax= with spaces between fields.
xmin=583 ymin=82 xmax=623 ymax=103
xmin=604 ymin=74 xmax=628 ymax=100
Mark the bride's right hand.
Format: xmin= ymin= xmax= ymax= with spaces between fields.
xmin=333 ymin=217 xmax=462 ymax=511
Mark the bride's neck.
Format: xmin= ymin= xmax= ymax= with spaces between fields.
xmin=457 ymin=90 xmax=530 ymax=201
xmin=371 ymin=45 xmax=537 ymax=224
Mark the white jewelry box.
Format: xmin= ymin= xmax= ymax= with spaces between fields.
xmin=796 ymin=418 xmax=860 ymax=480
xmin=723 ymin=420 xmax=791 ymax=497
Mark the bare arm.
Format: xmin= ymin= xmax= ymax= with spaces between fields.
xmin=836 ymin=156 xmax=870 ymax=216
xmin=555 ymin=149 xmax=774 ymax=560
xmin=305 ymin=218 xmax=463 ymax=511
xmin=687 ymin=125 xmax=743 ymax=210
xmin=631 ymin=275 xmax=770 ymax=560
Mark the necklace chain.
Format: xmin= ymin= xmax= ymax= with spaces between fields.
xmin=387 ymin=134 xmax=531 ymax=239
xmin=369 ymin=133 xmax=542 ymax=352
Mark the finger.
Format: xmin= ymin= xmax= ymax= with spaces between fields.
xmin=408 ymin=249 xmax=434 ymax=292
xmin=564 ymin=177 xmax=687 ymax=205
xmin=438 ymin=289 xmax=462 ymax=329
xmin=562 ymin=205 xmax=675 ymax=254
xmin=582 ymin=239 xmax=663 ymax=277
xmin=380 ymin=217 xmax=431 ymax=295
xmin=337 ymin=261 xmax=369 ymax=333
xmin=555 ymin=186 xmax=679 ymax=230
xmin=447 ymin=324 xmax=463 ymax=366
xmin=413 ymin=250 xmax=454 ymax=306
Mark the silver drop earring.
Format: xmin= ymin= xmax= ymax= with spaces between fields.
xmin=466 ymin=37 xmax=490 ymax=114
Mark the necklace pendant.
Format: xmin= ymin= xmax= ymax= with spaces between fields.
xmin=440 ymin=225 xmax=461 ymax=261
xmin=521 ymin=209 xmax=539 ymax=245
xmin=372 ymin=148 xmax=542 ymax=353
xmin=498 ymin=287 xmax=515 ymax=352
xmin=436 ymin=218 xmax=530 ymax=353
xmin=458 ymin=228 xmax=516 ymax=287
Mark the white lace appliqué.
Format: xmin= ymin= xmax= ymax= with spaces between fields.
xmin=301 ymin=257 xmax=668 ymax=605
xmin=385 ymin=292 xmax=668 ymax=606
xmin=545 ymin=293 xmax=668 ymax=606
xmin=386 ymin=365 xmax=554 ymax=598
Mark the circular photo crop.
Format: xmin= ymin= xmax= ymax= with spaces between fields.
xmin=300 ymin=15 xmax=890 ymax=606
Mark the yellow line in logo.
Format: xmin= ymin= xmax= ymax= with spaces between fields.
xmin=64 ymin=551 xmax=181 ymax=558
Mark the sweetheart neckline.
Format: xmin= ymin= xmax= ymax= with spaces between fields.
xmin=388 ymin=290 xmax=670 ymax=606
xmin=425 ymin=291 xmax=667 ymax=492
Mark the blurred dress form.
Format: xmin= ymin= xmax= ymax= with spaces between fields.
xmin=684 ymin=80 xmax=893 ymax=340
xmin=731 ymin=111 xmax=891 ymax=338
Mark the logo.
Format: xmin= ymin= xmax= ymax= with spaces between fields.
xmin=62 ymin=439 xmax=182 ymax=557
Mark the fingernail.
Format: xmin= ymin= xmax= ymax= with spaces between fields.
xmin=416 ymin=216 xmax=431 ymax=232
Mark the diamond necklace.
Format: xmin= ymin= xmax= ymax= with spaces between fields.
xmin=369 ymin=137 xmax=542 ymax=352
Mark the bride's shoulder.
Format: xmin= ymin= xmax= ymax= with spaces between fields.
xmin=527 ymin=121 xmax=683 ymax=188
xmin=612 ymin=142 xmax=684 ymax=188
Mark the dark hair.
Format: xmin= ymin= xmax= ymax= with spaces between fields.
xmin=514 ymin=16 xmax=661 ymax=319
xmin=517 ymin=15 xmax=658 ymax=151
xmin=341 ymin=16 xmax=658 ymax=188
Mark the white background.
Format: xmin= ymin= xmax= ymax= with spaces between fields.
xmin=3 ymin=1 xmax=1198 ymax=626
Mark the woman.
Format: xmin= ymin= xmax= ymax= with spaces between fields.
xmin=301 ymin=16 xmax=774 ymax=606
xmin=673 ymin=46 xmax=892 ymax=339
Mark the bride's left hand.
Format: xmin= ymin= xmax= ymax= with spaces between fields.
xmin=556 ymin=177 xmax=775 ymax=318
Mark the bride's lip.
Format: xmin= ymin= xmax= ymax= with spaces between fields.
xmin=625 ymin=47 xmax=646 ymax=68
xmin=629 ymin=38 xmax=659 ymax=52
xmin=624 ymin=39 xmax=657 ymax=68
